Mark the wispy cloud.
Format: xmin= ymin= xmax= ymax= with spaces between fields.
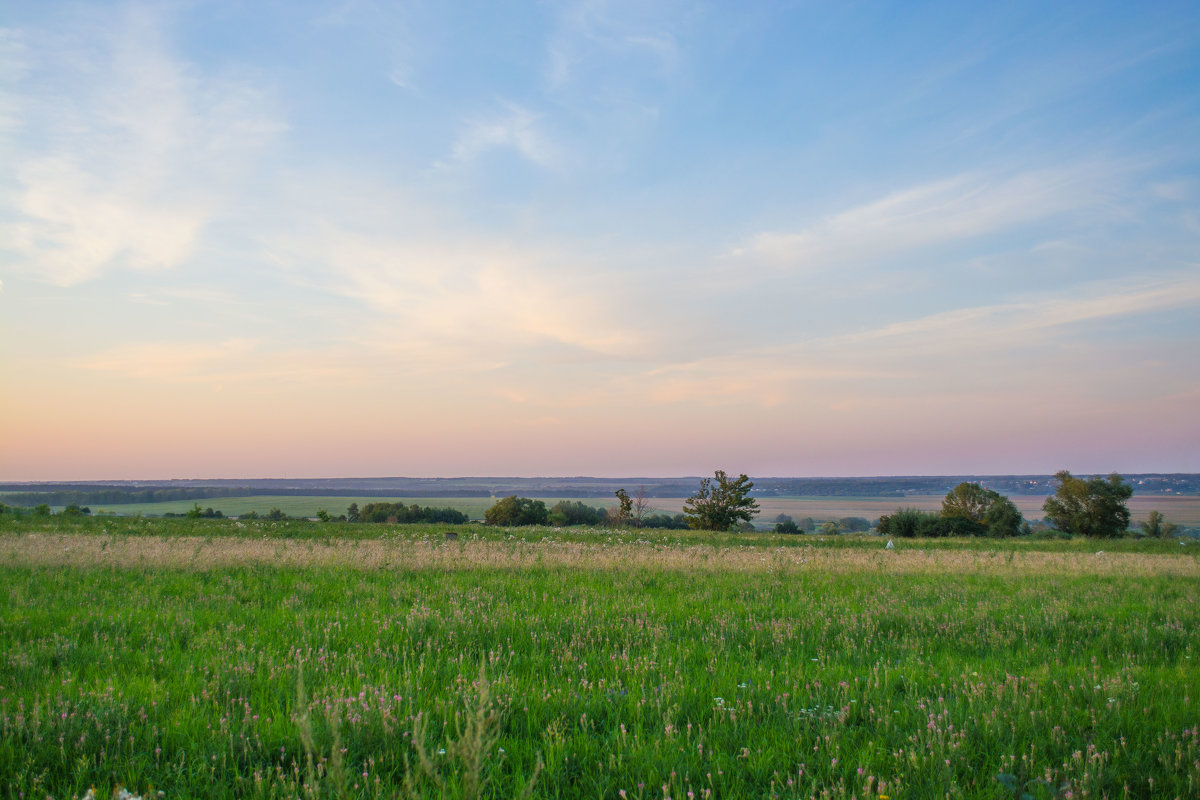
xmin=80 ymin=339 xmax=259 ymax=381
xmin=1 ymin=5 xmax=284 ymax=286
xmin=263 ymin=218 xmax=642 ymax=362
xmin=617 ymin=271 xmax=1200 ymax=408
xmin=830 ymin=271 xmax=1200 ymax=348
xmin=447 ymin=102 xmax=559 ymax=167
xmin=545 ymin=0 xmax=682 ymax=89
xmin=736 ymin=164 xmax=1119 ymax=270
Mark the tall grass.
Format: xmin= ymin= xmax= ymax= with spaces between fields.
xmin=1 ymin=523 xmax=1197 ymax=798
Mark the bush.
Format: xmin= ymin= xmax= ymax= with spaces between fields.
xmin=547 ymin=501 xmax=607 ymax=527
xmin=484 ymin=496 xmax=549 ymax=526
xmin=877 ymin=508 xmax=939 ymax=538
xmin=358 ymin=502 xmax=468 ymax=525
xmin=837 ymin=516 xmax=871 ymax=533
xmin=774 ymin=519 xmax=801 ymax=534
xmin=640 ymin=513 xmax=690 ymax=530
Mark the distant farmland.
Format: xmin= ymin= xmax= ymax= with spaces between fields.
xmin=55 ymin=492 xmax=1200 ymax=527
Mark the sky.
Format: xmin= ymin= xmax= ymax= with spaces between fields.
xmin=1 ymin=0 xmax=1198 ymax=481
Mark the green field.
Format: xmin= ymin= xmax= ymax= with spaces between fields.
xmin=2 ymin=518 xmax=1198 ymax=799
xmin=84 ymin=495 xmax=513 ymax=520
xmin=59 ymin=492 xmax=1200 ymax=530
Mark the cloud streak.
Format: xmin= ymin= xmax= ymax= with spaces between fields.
xmin=736 ymin=164 xmax=1121 ymax=270
xmin=448 ymin=103 xmax=559 ymax=167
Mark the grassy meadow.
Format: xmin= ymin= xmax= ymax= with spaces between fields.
xmin=2 ymin=518 xmax=1198 ymax=799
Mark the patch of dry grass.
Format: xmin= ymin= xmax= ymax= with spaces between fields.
xmin=3 ymin=532 xmax=1196 ymax=577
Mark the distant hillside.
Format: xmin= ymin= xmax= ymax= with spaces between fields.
xmin=2 ymin=473 xmax=1197 ymax=507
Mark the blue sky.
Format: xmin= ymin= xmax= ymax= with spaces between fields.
xmin=1 ymin=1 xmax=1198 ymax=479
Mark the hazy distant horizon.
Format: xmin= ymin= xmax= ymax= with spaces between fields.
xmin=5 ymin=470 xmax=1197 ymax=485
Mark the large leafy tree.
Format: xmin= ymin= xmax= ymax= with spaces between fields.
xmin=1042 ymin=471 xmax=1133 ymax=538
xmin=484 ymin=496 xmax=549 ymax=526
xmin=682 ymin=470 xmax=760 ymax=531
xmin=941 ymin=482 xmax=1023 ymax=537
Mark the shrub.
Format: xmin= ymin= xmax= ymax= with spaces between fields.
xmin=547 ymin=501 xmax=607 ymax=527
xmin=484 ymin=496 xmax=549 ymax=526
xmin=774 ymin=519 xmax=801 ymax=534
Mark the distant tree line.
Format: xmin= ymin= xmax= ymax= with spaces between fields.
xmin=480 ymin=494 xmax=691 ymax=529
xmin=0 ymin=487 xmax=258 ymax=507
xmin=879 ymin=482 xmax=1025 ymax=538
xmin=355 ymin=501 xmax=469 ymax=525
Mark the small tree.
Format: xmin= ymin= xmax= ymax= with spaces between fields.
xmin=1042 ymin=471 xmax=1133 ymax=538
xmin=632 ymin=487 xmax=652 ymax=527
xmin=682 ymin=470 xmax=760 ymax=531
xmin=612 ymin=489 xmax=633 ymax=527
xmin=347 ymin=503 xmax=360 ymax=523
xmin=774 ymin=518 xmax=801 ymax=534
xmin=1139 ymin=510 xmax=1178 ymax=538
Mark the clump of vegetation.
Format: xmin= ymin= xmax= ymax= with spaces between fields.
xmin=1043 ymin=471 xmax=1133 ymax=538
xmin=1139 ymin=510 xmax=1178 ymax=538
xmin=547 ymin=500 xmax=607 ymax=527
xmin=357 ymin=501 xmax=469 ymax=525
xmin=774 ymin=515 xmax=801 ymax=534
xmin=879 ymin=482 xmax=1029 ymax=538
xmin=941 ymin=482 xmax=1025 ymax=537
xmin=484 ymin=495 xmax=549 ymax=526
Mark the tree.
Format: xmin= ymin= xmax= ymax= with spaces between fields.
xmin=484 ymin=496 xmax=549 ymax=526
xmin=632 ymin=487 xmax=652 ymax=527
xmin=941 ymin=482 xmax=1023 ymax=538
xmin=774 ymin=518 xmax=801 ymax=534
xmin=612 ymin=489 xmax=633 ymax=527
xmin=548 ymin=500 xmax=606 ymax=527
xmin=837 ymin=516 xmax=871 ymax=533
xmin=1042 ymin=471 xmax=1133 ymax=538
xmin=682 ymin=470 xmax=760 ymax=531
xmin=1139 ymin=510 xmax=1178 ymax=539
xmin=347 ymin=503 xmax=360 ymax=523
xmin=941 ymin=483 xmax=993 ymax=523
